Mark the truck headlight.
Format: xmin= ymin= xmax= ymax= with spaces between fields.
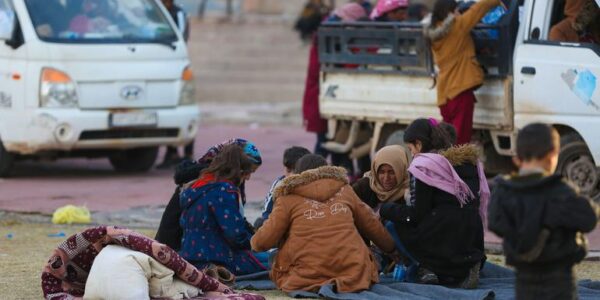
xmin=40 ymin=68 xmax=79 ymax=108
xmin=179 ymin=66 xmax=196 ymax=106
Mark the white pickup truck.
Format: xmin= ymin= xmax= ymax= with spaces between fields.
xmin=318 ymin=0 xmax=600 ymax=198
xmin=0 ymin=0 xmax=199 ymax=175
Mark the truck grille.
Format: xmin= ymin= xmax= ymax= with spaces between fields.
xmin=79 ymin=128 xmax=179 ymax=140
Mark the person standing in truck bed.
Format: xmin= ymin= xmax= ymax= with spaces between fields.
xmin=424 ymin=0 xmax=501 ymax=145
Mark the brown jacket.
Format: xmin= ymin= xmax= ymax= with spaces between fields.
xmin=425 ymin=0 xmax=500 ymax=106
xmin=251 ymin=166 xmax=395 ymax=293
xmin=549 ymin=0 xmax=600 ymax=43
xmin=549 ymin=0 xmax=597 ymax=43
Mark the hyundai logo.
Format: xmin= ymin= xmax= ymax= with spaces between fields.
xmin=120 ymin=85 xmax=143 ymax=101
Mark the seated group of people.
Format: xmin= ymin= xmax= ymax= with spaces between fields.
xmin=154 ymin=118 xmax=490 ymax=293
xmin=42 ymin=119 xmax=599 ymax=300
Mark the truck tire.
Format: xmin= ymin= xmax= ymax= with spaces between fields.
xmin=557 ymin=139 xmax=600 ymax=199
xmin=0 ymin=141 xmax=14 ymax=177
xmin=109 ymin=147 xmax=159 ymax=173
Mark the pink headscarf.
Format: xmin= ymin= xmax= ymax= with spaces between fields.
xmin=332 ymin=3 xmax=367 ymax=22
xmin=408 ymin=153 xmax=490 ymax=227
xmin=370 ymin=0 xmax=409 ymax=20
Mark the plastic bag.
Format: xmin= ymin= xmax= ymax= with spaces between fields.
xmin=52 ymin=205 xmax=91 ymax=225
xmin=482 ymin=5 xmax=507 ymax=25
xmin=481 ymin=5 xmax=507 ymax=39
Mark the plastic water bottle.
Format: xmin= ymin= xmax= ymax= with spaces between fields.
xmin=393 ymin=264 xmax=407 ymax=282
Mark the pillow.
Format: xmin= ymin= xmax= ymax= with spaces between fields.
xmin=84 ymin=245 xmax=201 ymax=300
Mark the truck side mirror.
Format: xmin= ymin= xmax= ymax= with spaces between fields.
xmin=0 ymin=9 xmax=15 ymax=41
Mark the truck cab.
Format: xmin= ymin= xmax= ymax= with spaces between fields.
xmin=0 ymin=0 xmax=199 ymax=175
xmin=318 ymin=0 xmax=600 ymax=198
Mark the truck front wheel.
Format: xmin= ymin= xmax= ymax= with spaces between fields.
xmin=109 ymin=147 xmax=159 ymax=173
xmin=0 ymin=141 xmax=14 ymax=177
xmin=558 ymin=140 xmax=600 ymax=199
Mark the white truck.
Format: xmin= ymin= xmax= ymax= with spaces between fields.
xmin=0 ymin=0 xmax=198 ymax=175
xmin=318 ymin=0 xmax=600 ymax=198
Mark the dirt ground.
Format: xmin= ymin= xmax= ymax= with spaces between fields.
xmin=2 ymin=221 xmax=600 ymax=300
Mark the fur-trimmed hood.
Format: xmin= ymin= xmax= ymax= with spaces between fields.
xmin=424 ymin=14 xmax=455 ymax=42
xmin=573 ymin=0 xmax=599 ymax=33
xmin=273 ymin=166 xmax=349 ymax=201
xmin=439 ymin=144 xmax=480 ymax=166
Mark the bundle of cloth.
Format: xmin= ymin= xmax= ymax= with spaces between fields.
xmin=41 ymin=226 xmax=264 ymax=300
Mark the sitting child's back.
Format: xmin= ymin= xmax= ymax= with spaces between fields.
xmin=251 ymin=155 xmax=396 ymax=293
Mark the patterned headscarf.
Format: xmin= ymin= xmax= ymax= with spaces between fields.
xmin=370 ymin=0 xmax=409 ymax=20
xmin=332 ymin=3 xmax=367 ymax=21
xmin=198 ymin=138 xmax=262 ymax=166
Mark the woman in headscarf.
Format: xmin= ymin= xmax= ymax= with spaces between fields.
xmin=380 ymin=118 xmax=488 ymax=288
xmin=352 ymin=145 xmax=410 ymax=211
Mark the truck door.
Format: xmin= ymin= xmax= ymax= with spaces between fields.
xmin=514 ymin=0 xmax=600 ymax=196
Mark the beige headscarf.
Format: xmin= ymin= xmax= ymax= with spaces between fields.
xmin=364 ymin=145 xmax=410 ymax=202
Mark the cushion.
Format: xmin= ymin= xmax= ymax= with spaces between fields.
xmin=84 ymin=245 xmax=201 ymax=300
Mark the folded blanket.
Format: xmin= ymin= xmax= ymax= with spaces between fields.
xmin=41 ymin=226 xmax=264 ymax=300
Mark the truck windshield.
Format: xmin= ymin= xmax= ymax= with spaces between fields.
xmin=25 ymin=0 xmax=177 ymax=44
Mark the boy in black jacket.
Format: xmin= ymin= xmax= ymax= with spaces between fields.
xmin=488 ymin=123 xmax=599 ymax=300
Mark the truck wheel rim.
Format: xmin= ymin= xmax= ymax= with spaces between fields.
xmin=565 ymin=156 xmax=598 ymax=195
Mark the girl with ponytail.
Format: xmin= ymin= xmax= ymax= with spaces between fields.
xmin=380 ymin=118 xmax=489 ymax=288
xmin=179 ymin=144 xmax=268 ymax=276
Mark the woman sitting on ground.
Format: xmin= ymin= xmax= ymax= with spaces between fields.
xmin=251 ymin=154 xmax=397 ymax=293
xmin=179 ymin=144 xmax=268 ymax=276
xmin=353 ymin=145 xmax=410 ymax=211
xmin=380 ymin=118 xmax=489 ymax=288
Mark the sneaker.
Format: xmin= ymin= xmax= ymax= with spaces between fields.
xmin=417 ymin=267 xmax=439 ymax=285
xmin=459 ymin=262 xmax=481 ymax=289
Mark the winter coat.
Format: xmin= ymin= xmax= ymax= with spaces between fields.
xmin=251 ymin=166 xmax=395 ymax=293
xmin=488 ymin=173 xmax=600 ymax=272
xmin=352 ymin=177 xmax=381 ymax=209
xmin=302 ymin=36 xmax=328 ymax=133
xmin=549 ymin=0 xmax=590 ymax=43
xmin=380 ymin=145 xmax=486 ymax=284
xmin=425 ymin=0 xmax=500 ymax=106
xmin=155 ymin=186 xmax=184 ymax=251
xmin=179 ymin=175 xmax=266 ymax=275
xmin=261 ymin=175 xmax=285 ymax=221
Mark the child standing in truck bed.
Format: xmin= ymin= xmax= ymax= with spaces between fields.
xmin=424 ymin=0 xmax=501 ymax=145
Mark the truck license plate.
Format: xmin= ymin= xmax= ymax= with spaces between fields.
xmin=110 ymin=112 xmax=157 ymax=127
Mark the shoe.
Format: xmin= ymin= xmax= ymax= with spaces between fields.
xmin=203 ymin=264 xmax=236 ymax=286
xmin=459 ymin=262 xmax=480 ymax=289
xmin=417 ymin=267 xmax=439 ymax=285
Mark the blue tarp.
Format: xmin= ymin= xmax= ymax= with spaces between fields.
xmin=234 ymin=262 xmax=600 ymax=299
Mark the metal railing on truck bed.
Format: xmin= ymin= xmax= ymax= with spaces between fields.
xmin=317 ymin=0 xmax=519 ymax=78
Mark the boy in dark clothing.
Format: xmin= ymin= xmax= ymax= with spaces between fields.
xmin=254 ymin=146 xmax=310 ymax=229
xmin=488 ymin=123 xmax=600 ymax=300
